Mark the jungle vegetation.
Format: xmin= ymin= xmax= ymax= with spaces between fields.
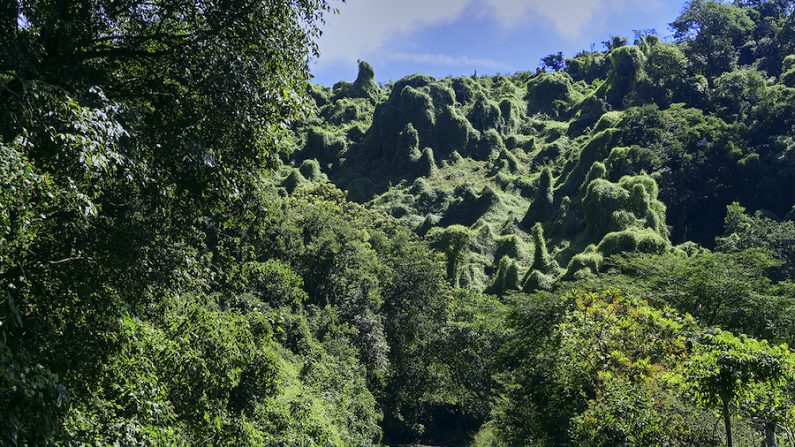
xmin=2 ymin=0 xmax=795 ymax=446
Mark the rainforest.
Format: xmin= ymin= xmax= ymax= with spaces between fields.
xmin=2 ymin=0 xmax=795 ymax=446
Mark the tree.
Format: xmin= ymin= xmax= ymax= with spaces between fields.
xmin=601 ymin=250 xmax=795 ymax=343
xmin=671 ymin=0 xmax=755 ymax=77
xmin=603 ymin=35 xmax=628 ymax=51
xmin=0 ymin=0 xmax=336 ymax=443
xmin=717 ymin=202 xmax=795 ymax=281
xmin=541 ymin=52 xmax=566 ymax=72
xmin=495 ymin=289 xmax=722 ymax=447
xmin=683 ymin=330 xmax=795 ymax=447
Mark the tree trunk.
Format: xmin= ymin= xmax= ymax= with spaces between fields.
xmin=723 ymin=395 xmax=733 ymax=447
xmin=765 ymin=422 xmax=778 ymax=447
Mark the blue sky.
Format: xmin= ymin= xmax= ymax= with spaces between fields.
xmin=311 ymin=0 xmax=686 ymax=86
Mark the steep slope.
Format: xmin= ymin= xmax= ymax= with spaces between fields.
xmin=285 ymin=33 xmax=795 ymax=296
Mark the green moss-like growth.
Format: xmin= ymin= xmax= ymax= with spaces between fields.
xmin=282 ymin=169 xmax=306 ymax=193
xmin=521 ymin=270 xmax=555 ymax=292
xmin=499 ymin=98 xmax=519 ymax=132
xmin=487 ymin=256 xmax=521 ymax=295
xmin=592 ymin=111 xmax=624 ymax=133
xmin=399 ymin=86 xmax=436 ymax=142
xmin=530 ymin=140 xmax=566 ymax=169
xmin=564 ymin=247 xmax=604 ymax=279
xmin=582 ymin=173 xmax=669 ymax=243
xmin=469 ymin=96 xmax=502 ymax=131
xmin=491 ymin=148 xmax=520 ymax=174
xmin=302 ymin=127 xmax=346 ymax=166
xmin=557 ymin=129 xmax=618 ymax=197
xmin=494 ymin=234 xmax=526 ymax=261
xmin=522 ymin=168 xmax=555 ymax=226
xmin=602 ymin=46 xmax=646 ymax=107
xmin=784 ymin=55 xmax=795 ymax=72
xmin=427 ymin=225 xmax=474 ymax=287
xmin=582 ymin=178 xmax=631 ymax=235
xmin=619 ymin=175 xmax=667 ymax=236
xmin=565 ymin=51 xmax=609 ymax=83
xmin=392 ymin=123 xmax=422 ymax=170
xmin=580 ymin=162 xmax=607 ymax=193
xmin=308 ymin=83 xmax=332 ymax=107
xmin=596 ymin=227 xmax=668 ymax=256
xmin=525 ymin=72 xmax=580 ymax=118
xmin=298 ymin=159 xmax=323 ymax=181
xmin=418 ymin=147 xmax=437 ymax=177
xmin=782 ymin=68 xmax=795 ymax=87
xmin=472 ymin=129 xmax=504 ymax=161
xmin=322 ymin=98 xmax=369 ymax=125
xmin=441 ymin=185 xmax=500 ymax=227
xmin=605 ymin=146 xmax=658 ymax=179
xmin=346 ymin=122 xmax=368 ymax=142
xmin=451 ymin=76 xmax=480 ymax=105
xmin=333 ymin=60 xmax=381 ymax=100
xmin=529 ymin=223 xmax=557 ymax=274
xmin=436 ymin=105 xmax=478 ymax=156
xmin=569 ymin=94 xmax=610 ymax=136
xmin=346 ymin=177 xmax=377 ymax=202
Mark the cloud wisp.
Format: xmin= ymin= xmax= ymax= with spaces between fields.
xmin=315 ymin=0 xmax=665 ymax=71
xmin=386 ymin=51 xmax=515 ymax=72
xmin=481 ymin=0 xmax=663 ymax=38
xmin=315 ymin=0 xmax=468 ymax=65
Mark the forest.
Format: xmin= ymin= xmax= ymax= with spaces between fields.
xmin=1 ymin=0 xmax=795 ymax=446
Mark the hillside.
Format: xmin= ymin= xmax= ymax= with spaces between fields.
xmin=284 ymin=32 xmax=795 ymax=296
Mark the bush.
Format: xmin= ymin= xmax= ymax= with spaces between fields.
xmin=526 ymin=72 xmax=580 ymax=117
xmin=603 ymin=46 xmax=646 ymax=107
xmin=522 ymin=168 xmax=555 ymax=226
xmin=583 ymin=178 xmax=631 ymax=235
xmin=333 ymin=60 xmax=381 ymax=100
xmin=427 ymin=225 xmax=474 ymax=287
xmin=473 ymin=129 xmax=504 ymax=161
xmin=487 ymin=256 xmax=521 ymax=295
xmin=564 ymin=247 xmax=604 ymax=279
xmin=521 ymin=270 xmax=555 ymax=292
xmin=302 ymin=127 xmax=346 ymax=165
xmin=282 ymin=169 xmax=306 ymax=193
xmin=469 ymin=96 xmax=502 ymax=131
xmin=597 ymin=227 xmax=668 ymax=256
xmin=592 ymin=110 xmax=624 ymax=133
xmin=299 ymin=159 xmax=323 ymax=181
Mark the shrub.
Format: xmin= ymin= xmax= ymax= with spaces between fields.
xmin=521 ymin=270 xmax=555 ymax=292
xmin=522 ymin=168 xmax=555 ymax=226
xmin=469 ymin=95 xmax=502 ymax=131
xmin=282 ymin=169 xmax=306 ymax=193
xmin=488 ymin=256 xmax=521 ymax=295
xmin=592 ymin=111 xmax=624 ymax=133
xmin=302 ymin=127 xmax=346 ymax=165
xmin=530 ymin=223 xmax=556 ymax=274
xmin=564 ymin=248 xmax=604 ymax=279
xmin=604 ymin=45 xmax=646 ymax=107
xmin=583 ymin=178 xmax=631 ymax=236
xmin=427 ymin=225 xmax=474 ymax=287
xmin=597 ymin=227 xmax=668 ymax=256
xmin=473 ymin=129 xmax=505 ymax=161
xmin=526 ymin=72 xmax=580 ymax=117
xmin=299 ymin=159 xmax=323 ymax=181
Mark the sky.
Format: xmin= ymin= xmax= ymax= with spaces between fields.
xmin=310 ymin=0 xmax=687 ymax=86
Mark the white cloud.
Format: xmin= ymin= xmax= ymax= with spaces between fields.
xmin=482 ymin=0 xmax=662 ymax=38
xmin=315 ymin=0 xmax=663 ymax=67
xmin=316 ymin=0 xmax=469 ymax=65
xmin=387 ymin=51 xmax=514 ymax=71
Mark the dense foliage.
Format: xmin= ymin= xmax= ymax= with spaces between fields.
xmin=3 ymin=0 xmax=795 ymax=446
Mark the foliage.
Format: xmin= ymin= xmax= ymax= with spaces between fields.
xmin=5 ymin=0 xmax=795 ymax=443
